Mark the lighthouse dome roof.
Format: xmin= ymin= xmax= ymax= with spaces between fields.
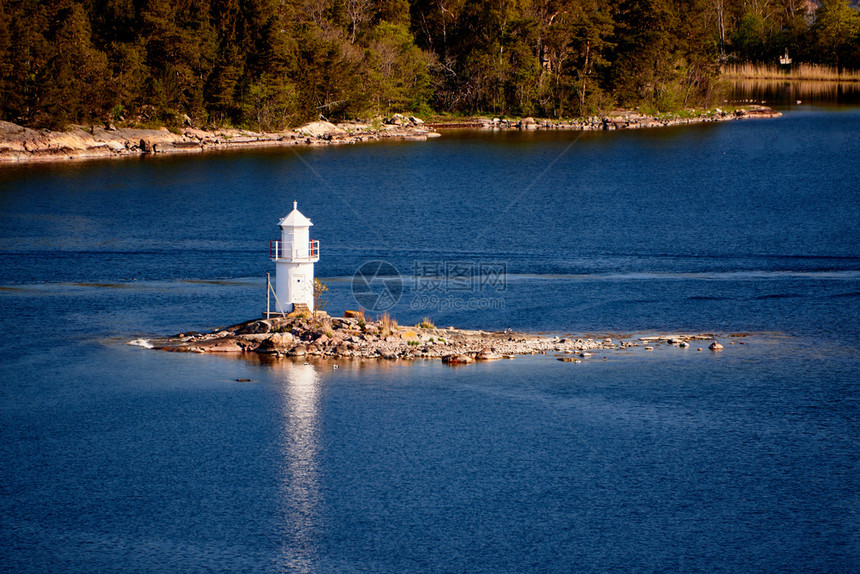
xmin=278 ymin=202 xmax=313 ymax=228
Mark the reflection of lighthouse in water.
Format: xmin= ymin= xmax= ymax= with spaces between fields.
xmin=274 ymin=361 xmax=321 ymax=571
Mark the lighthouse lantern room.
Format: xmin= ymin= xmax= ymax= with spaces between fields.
xmin=269 ymin=201 xmax=319 ymax=314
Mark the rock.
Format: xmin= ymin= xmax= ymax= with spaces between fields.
xmin=476 ymin=348 xmax=502 ymax=360
xmin=679 ymin=341 xmax=690 ymax=348
xmin=517 ymin=117 xmax=539 ymax=130
xmin=709 ymin=341 xmax=724 ymax=350
xmin=196 ymin=337 xmax=244 ymax=353
xmin=288 ymin=344 xmax=308 ymax=356
xmin=344 ymin=310 xmax=363 ymax=319
xmin=237 ymin=319 xmax=272 ymax=334
xmin=140 ymin=139 xmax=153 ymax=153
xmin=255 ymin=332 xmax=294 ymax=353
xmin=298 ymin=121 xmax=346 ymax=138
xmin=644 ymin=346 xmax=654 ymax=351
xmin=409 ymin=116 xmax=424 ymax=125
xmin=183 ymin=114 xmax=193 ymax=127
xmin=442 ymin=354 xmax=473 ymax=365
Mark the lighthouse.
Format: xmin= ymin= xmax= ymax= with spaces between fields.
xmin=270 ymin=202 xmax=319 ymax=314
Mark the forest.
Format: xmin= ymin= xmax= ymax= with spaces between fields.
xmin=0 ymin=0 xmax=858 ymax=129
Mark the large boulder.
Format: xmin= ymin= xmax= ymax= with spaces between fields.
xmin=195 ymin=337 xmax=244 ymax=353
xmin=385 ymin=113 xmax=406 ymax=125
xmin=443 ymin=354 xmax=473 ymax=365
xmin=287 ymin=344 xmax=308 ymax=356
xmin=256 ymin=332 xmax=295 ymax=354
xmin=519 ymin=117 xmax=537 ymax=130
xmin=298 ymin=121 xmax=346 ymax=138
xmin=476 ymin=348 xmax=502 ymax=360
xmin=237 ymin=320 xmax=272 ymax=334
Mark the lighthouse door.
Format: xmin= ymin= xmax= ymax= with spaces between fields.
xmin=294 ymin=274 xmax=312 ymax=306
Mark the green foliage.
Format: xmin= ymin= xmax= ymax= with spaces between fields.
xmin=0 ymin=0 xmax=857 ymax=128
xmin=731 ymin=12 xmax=772 ymax=61
xmin=364 ymin=22 xmax=435 ymax=114
xmin=813 ymin=0 xmax=860 ymax=68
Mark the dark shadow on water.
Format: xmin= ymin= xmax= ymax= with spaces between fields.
xmin=730 ymin=79 xmax=860 ymax=107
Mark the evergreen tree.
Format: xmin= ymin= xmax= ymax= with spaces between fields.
xmin=41 ymin=2 xmax=110 ymax=126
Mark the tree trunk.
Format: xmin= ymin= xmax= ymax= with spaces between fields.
xmin=580 ymin=40 xmax=590 ymax=113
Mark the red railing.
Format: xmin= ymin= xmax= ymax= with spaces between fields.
xmin=270 ymin=240 xmax=319 ymax=261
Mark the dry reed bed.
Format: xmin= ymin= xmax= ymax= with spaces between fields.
xmin=722 ymin=63 xmax=860 ymax=82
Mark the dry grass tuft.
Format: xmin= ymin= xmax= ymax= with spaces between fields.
xmin=379 ymin=311 xmax=395 ymax=337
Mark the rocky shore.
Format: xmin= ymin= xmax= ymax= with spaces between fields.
xmin=0 ymin=115 xmax=439 ymax=163
xmin=0 ymin=106 xmax=779 ymax=164
xmin=131 ymin=312 xmax=740 ymax=364
xmin=428 ymin=105 xmax=780 ymax=131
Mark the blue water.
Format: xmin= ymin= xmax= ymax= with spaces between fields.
xmin=1 ymin=108 xmax=858 ymax=572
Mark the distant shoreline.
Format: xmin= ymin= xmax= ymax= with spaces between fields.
xmin=0 ymin=106 xmax=780 ymax=165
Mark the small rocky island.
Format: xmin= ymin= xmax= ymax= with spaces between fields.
xmin=134 ymin=311 xmax=736 ymax=364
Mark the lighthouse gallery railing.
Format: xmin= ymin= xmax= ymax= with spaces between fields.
xmin=270 ymin=240 xmax=319 ymax=261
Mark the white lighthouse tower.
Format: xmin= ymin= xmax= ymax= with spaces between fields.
xmin=270 ymin=201 xmax=319 ymax=314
